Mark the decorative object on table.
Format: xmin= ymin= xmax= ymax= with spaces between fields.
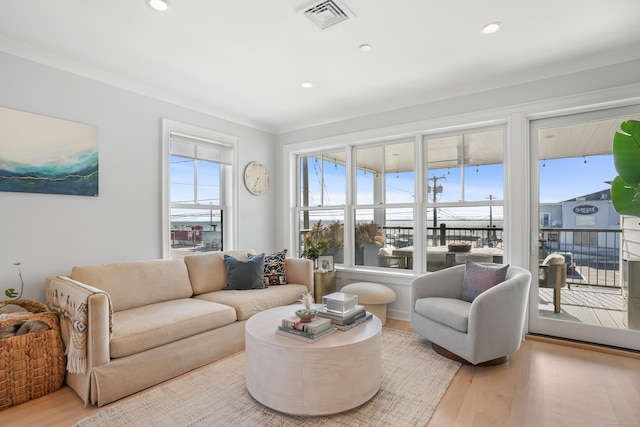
xmin=276 ymin=325 xmax=336 ymax=342
xmin=334 ymin=312 xmax=373 ymax=331
xmin=299 ymin=292 xmax=314 ymax=309
xmin=322 ymin=291 xmax=358 ymax=313
xmin=0 ymin=106 xmax=99 ymax=197
xmin=243 ymin=161 xmax=269 ymax=196
xmin=0 ymin=299 xmax=65 ymax=409
xmin=317 ymin=254 xmax=334 ymax=272
xmin=294 ymin=308 xmax=317 ymax=322
xmin=317 ymin=304 xmax=366 ymax=326
xmin=448 ymin=242 xmax=472 ymax=252
xmin=282 ymin=315 xmax=331 ymax=334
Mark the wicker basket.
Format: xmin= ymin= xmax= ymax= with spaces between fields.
xmin=0 ymin=300 xmax=65 ymax=410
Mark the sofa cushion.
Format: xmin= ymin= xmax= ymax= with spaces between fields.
xmin=461 ymin=261 xmax=509 ymax=302
xmin=252 ymin=249 xmax=287 ymax=286
xmin=194 ymin=284 xmax=308 ymax=321
xmin=184 ymin=250 xmax=256 ymax=295
xmin=71 ymin=259 xmax=193 ymax=312
xmin=414 ymin=297 xmax=471 ymax=333
xmin=224 ymin=253 xmax=266 ymax=290
xmin=110 ymin=298 xmax=237 ymax=359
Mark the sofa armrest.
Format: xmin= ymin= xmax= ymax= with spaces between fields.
xmin=285 ymin=258 xmax=314 ymax=294
xmin=46 ymin=276 xmax=112 ymax=373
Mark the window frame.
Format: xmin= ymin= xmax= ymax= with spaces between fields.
xmin=291 ymin=121 xmax=507 ymax=274
xmin=162 ymin=119 xmax=238 ymax=258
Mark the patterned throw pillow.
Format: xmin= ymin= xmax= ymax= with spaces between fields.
xmin=250 ymin=249 xmax=288 ymax=286
xmin=461 ymin=260 xmax=509 ymax=302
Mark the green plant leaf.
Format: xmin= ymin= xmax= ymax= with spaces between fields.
xmin=5 ymin=288 xmax=18 ymax=299
xmin=611 ymin=176 xmax=640 ymax=217
xmin=613 ymin=120 xmax=640 ymax=187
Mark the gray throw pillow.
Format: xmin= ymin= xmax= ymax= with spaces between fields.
xmin=224 ymin=253 xmax=266 ymax=290
xmin=461 ymin=260 xmax=509 ymax=302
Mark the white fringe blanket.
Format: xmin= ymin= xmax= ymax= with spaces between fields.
xmin=47 ymin=277 xmax=113 ymax=374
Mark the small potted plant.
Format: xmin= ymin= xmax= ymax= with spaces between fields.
xmin=1 ymin=262 xmax=24 ymax=310
xmin=300 ymin=221 xmax=329 ymax=269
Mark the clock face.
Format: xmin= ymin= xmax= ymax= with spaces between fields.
xmin=244 ymin=161 xmax=269 ymax=196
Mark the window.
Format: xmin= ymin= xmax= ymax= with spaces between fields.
xmin=163 ymin=122 xmax=235 ymax=259
xmin=293 ymin=124 xmax=505 ymax=273
xmin=423 ymin=127 xmax=505 ymax=269
xmin=298 ymin=151 xmax=346 ymax=264
xmin=354 ymin=139 xmax=415 ymax=268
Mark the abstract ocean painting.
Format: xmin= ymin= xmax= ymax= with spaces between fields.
xmin=0 ymin=107 xmax=98 ymax=196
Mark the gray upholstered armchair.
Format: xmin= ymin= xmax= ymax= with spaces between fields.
xmin=410 ymin=263 xmax=532 ymax=365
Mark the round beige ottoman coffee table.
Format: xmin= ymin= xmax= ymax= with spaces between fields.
xmin=340 ymin=282 xmax=396 ymax=325
xmin=245 ymin=305 xmax=382 ymax=416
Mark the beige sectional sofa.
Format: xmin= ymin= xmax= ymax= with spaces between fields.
xmin=45 ymin=250 xmax=313 ymax=407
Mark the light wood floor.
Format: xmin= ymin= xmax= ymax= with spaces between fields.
xmin=3 ymin=319 xmax=640 ymax=427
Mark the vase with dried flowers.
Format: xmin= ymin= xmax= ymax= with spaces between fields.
xmin=355 ymin=222 xmax=385 ymax=248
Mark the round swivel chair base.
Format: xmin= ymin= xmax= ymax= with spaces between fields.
xmin=431 ymin=343 xmax=508 ymax=366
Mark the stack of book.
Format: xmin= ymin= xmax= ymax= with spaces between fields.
xmin=276 ymin=314 xmax=336 ymax=343
xmin=316 ymin=304 xmax=373 ymax=331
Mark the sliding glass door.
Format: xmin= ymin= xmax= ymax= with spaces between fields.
xmin=529 ymin=104 xmax=640 ymax=351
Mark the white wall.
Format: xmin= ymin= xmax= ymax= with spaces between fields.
xmin=0 ymin=52 xmax=276 ymax=302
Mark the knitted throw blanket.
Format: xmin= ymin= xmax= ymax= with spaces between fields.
xmin=47 ymin=277 xmax=113 ymax=374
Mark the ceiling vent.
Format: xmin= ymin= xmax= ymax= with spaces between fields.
xmin=301 ymin=0 xmax=354 ymax=30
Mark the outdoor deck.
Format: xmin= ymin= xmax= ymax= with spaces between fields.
xmin=538 ymin=266 xmax=626 ymax=329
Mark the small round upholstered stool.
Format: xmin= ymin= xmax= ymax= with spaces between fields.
xmin=340 ymin=282 xmax=396 ymax=325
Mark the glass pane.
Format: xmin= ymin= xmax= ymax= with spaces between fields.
xmin=298 ymin=210 xmax=344 ymax=264
xmin=463 ymin=130 xmax=504 ymax=201
xmin=322 ymin=151 xmax=346 ymax=206
xmin=170 ymin=155 xmax=194 ymax=204
xmin=196 ymin=160 xmax=220 ymax=205
xmin=170 ymin=207 xmax=223 ymax=258
xmin=385 ymin=141 xmax=415 ymax=203
xmin=354 ymin=208 xmax=414 ymax=269
xmin=300 ymin=155 xmax=322 ymax=207
xmin=426 ymin=205 xmax=504 ymax=249
xmin=356 ymin=146 xmax=383 ymax=204
xmin=425 ymin=135 xmax=462 ymax=203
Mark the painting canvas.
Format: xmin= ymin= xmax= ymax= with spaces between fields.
xmin=0 ymin=107 xmax=98 ymax=196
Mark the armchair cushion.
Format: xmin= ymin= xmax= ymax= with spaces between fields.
xmin=461 ymin=261 xmax=509 ymax=302
xmin=415 ymin=297 xmax=470 ymax=332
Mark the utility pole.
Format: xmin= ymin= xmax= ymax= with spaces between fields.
xmin=487 ymin=194 xmax=494 ymax=228
xmin=428 ymin=175 xmax=445 ymax=245
xmin=487 ymin=194 xmax=495 ymax=245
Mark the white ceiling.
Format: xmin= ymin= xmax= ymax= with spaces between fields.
xmin=1 ymin=0 xmax=640 ymax=134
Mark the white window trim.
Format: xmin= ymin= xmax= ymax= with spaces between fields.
xmin=161 ymin=119 xmax=239 ymax=258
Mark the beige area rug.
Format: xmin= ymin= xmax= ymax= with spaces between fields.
xmin=74 ymin=329 xmax=460 ymax=427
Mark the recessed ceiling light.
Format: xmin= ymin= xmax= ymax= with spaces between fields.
xmin=300 ymin=82 xmax=314 ymax=89
xmin=148 ymin=0 xmax=169 ymax=12
xmin=481 ymin=22 xmax=502 ymax=34
xmin=359 ymin=44 xmax=372 ymax=52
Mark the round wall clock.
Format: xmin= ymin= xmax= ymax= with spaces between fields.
xmin=244 ymin=161 xmax=269 ymax=196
